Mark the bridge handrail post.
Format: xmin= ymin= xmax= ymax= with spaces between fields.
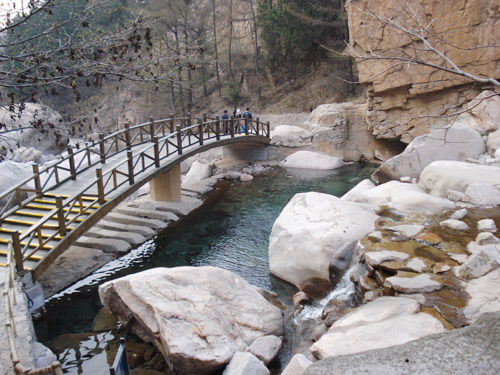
xmin=124 ymin=121 xmax=131 ymax=148
xmin=153 ymin=137 xmax=160 ymax=168
xmin=176 ymin=125 xmax=183 ymax=155
xmin=198 ymin=118 xmax=204 ymax=146
xmin=11 ymin=231 xmax=24 ymax=274
xmin=266 ymin=121 xmax=270 ymax=137
xmin=55 ymin=196 xmax=66 ymax=237
xmin=32 ymin=164 xmax=41 ymax=194
xmin=68 ymin=146 xmax=76 ymax=180
xmin=98 ymin=133 xmax=106 ymax=164
xmin=244 ymin=117 xmax=249 ymax=136
xmin=96 ymin=168 xmax=105 ymax=204
xmin=127 ymin=150 xmax=134 ymax=185
xmin=149 ymin=116 xmax=155 ymax=141
xmin=187 ymin=112 xmax=192 ymax=128
xmin=169 ymin=113 xmax=174 ymax=133
xmin=215 ymin=116 xmax=220 ymax=141
xmin=230 ymin=116 xmax=235 ymax=138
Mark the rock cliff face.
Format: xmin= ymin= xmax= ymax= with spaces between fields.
xmin=347 ymin=0 xmax=500 ymax=143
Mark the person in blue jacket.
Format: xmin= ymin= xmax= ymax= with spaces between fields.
xmin=242 ymin=107 xmax=252 ymax=133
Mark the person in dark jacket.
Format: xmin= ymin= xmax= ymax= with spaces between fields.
xmin=243 ymin=107 xmax=253 ymax=120
xmin=221 ymin=110 xmax=229 ymax=134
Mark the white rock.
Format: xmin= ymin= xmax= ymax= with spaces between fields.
xmin=477 ymin=219 xmax=498 ymax=233
xmin=0 ymin=103 xmax=68 ymax=155
xmin=405 ymin=258 xmax=428 ymax=273
xmin=476 ymin=233 xmax=500 ymax=245
xmin=440 ymin=219 xmax=470 ymax=231
xmin=269 ymin=192 xmax=378 ymax=291
xmin=454 ymin=245 xmax=500 ymax=280
xmin=0 ymin=160 xmax=34 ymax=203
xmin=456 ymin=90 xmax=500 ymax=134
xmin=463 ymin=268 xmax=500 ymax=323
xmin=247 ymin=335 xmax=282 ymax=366
xmin=222 ymin=352 xmax=269 ymax=375
xmin=451 ymin=209 xmax=468 ymax=220
xmin=344 ymin=180 xmax=455 ymax=214
xmin=280 ymin=151 xmax=348 ymax=170
xmin=99 ymin=267 xmax=283 ymax=375
xmin=367 ymin=231 xmax=384 ymax=242
xmin=332 ymin=297 xmax=420 ymax=329
xmin=33 ymin=341 xmax=57 ymax=369
xmin=341 ymin=179 xmax=375 ymax=201
xmin=183 ymin=160 xmax=213 ymax=185
xmin=270 ymin=125 xmax=312 ymax=147
xmin=385 ymin=274 xmax=442 ymax=293
xmin=387 ymin=224 xmax=424 ymax=238
xmin=419 ymin=161 xmax=500 ymax=198
xmin=450 ymin=253 xmax=469 ymax=264
xmin=400 ymin=176 xmax=412 ymax=183
xmin=310 ymin=313 xmax=445 ymax=359
xmin=464 ymin=183 xmax=500 ymax=206
xmin=280 ymin=354 xmax=313 ymax=375
xmin=488 ymin=129 xmax=500 ymax=155
xmin=374 ymin=122 xmax=485 ymax=181
xmin=10 ymin=146 xmax=44 ymax=163
xmin=364 ymin=250 xmax=409 ymax=266
xmin=240 ymin=173 xmax=254 ymax=182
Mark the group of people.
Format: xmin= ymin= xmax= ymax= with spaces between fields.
xmin=221 ymin=107 xmax=252 ymax=121
xmin=221 ymin=107 xmax=253 ymax=133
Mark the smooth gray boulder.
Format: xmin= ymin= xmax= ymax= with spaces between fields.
xmin=373 ymin=122 xmax=485 ymax=182
xmin=183 ymin=160 xmax=213 ymax=185
xmin=463 ymin=269 xmax=500 ymax=323
xmin=247 ymin=335 xmax=282 ymax=366
xmin=343 ymin=180 xmax=455 ymax=214
xmin=384 ymin=274 xmax=442 ymax=294
xmin=418 ymin=161 xmax=500 ymax=198
xmin=281 ymin=353 xmax=313 ymax=375
xmin=270 ymin=125 xmax=312 ymax=147
xmin=304 ymin=312 xmax=500 ymax=375
xmin=269 ymin=192 xmax=378 ymax=294
xmin=222 ymin=352 xmax=269 ymax=375
xmin=454 ymin=244 xmax=500 ymax=281
xmin=440 ymin=219 xmax=470 ymax=231
xmin=99 ymin=267 xmax=283 ymax=375
xmin=487 ymin=129 xmax=500 ymax=155
xmin=279 ymin=151 xmax=348 ymax=170
xmin=477 ymin=219 xmax=497 ymax=233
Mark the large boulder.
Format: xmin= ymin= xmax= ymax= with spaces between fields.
xmin=270 ymin=125 xmax=312 ymax=147
xmin=304 ymin=312 xmax=500 ymax=375
xmin=455 ymin=90 xmax=500 ymax=134
xmin=279 ymin=151 xmax=349 ymax=170
xmin=310 ymin=297 xmax=445 ymax=359
xmin=0 ymin=103 xmax=68 ymax=156
xmin=183 ymin=160 xmax=213 ymax=185
xmin=418 ymin=161 xmax=500 ymax=198
xmin=463 ymin=268 xmax=500 ymax=323
xmin=487 ymin=129 xmax=500 ymax=155
xmin=99 ymin=267 xmax=283 ymax=375
xmin=343 ymin=180 xmax=455 ymax=214
xmin=269 ymin=192 xmax=378 ymax=295
xmin=373 ymin=122 xmax=485 ymax=182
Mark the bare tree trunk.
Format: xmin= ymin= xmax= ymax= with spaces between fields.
xmin=211 ymin=0 xmax=222 ymax=96
xmin=228 ymin=0 xmax=235 ymax=85
xmin=173 ymin=27 xmax=186 ymax=116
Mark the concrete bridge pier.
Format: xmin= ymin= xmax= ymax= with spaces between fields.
xmin=150 ymin=164 xmax=182 ymax=202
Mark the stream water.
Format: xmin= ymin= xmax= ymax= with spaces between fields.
xmin=34 ymin=163 xmax=377 ymax=374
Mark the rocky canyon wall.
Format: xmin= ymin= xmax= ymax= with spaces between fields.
xmin=346 ymin=0 xmax=500 ymax=143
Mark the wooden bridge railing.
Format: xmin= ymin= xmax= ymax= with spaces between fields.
xmin=0 ymin=114 xmax=270 ymax=277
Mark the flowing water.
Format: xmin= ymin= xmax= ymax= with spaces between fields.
xmin=35 ymin=163 xmax=377 ymax=374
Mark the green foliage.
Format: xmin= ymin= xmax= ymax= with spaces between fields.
xmin=225 ymin=84 xmax=244 ymax=106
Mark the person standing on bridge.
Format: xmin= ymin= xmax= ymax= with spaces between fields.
xmin=242 ymin=107 xmax=252 ymax=133
xmin=221 ymin=109 xmax=229 ymax=134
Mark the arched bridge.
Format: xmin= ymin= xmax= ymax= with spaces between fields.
xmin=0 ymin=115 xmax=270 ymax=280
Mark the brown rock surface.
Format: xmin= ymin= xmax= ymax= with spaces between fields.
xmin=347 ymin=0 xmax=500 ymax=143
